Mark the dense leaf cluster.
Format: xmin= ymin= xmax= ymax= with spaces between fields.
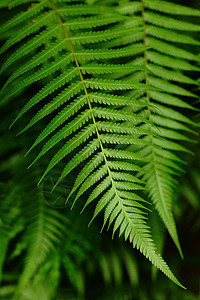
xmin=0 ymin=0 xmax=199 ymax=298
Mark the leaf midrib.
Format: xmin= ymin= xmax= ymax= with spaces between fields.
xmin=140 ymin=0 xmax=183 ymax=258
xmin=49 ymin=0 xmax=128 ymax=206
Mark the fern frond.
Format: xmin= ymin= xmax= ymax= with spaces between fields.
xmin=0 ymin=12 xmax=57 ymax=55
xmin=144 ymin=0 xmax=200 ymax=16
xmin=14 ymin=188 xmax=67 ymax=298
xmin=0 ymin=184 xmax=21 ymax=284
xmin=146 ymin=25 xmax=200 ymax=45
xmin=0 ymin=226 xmax=9 ymax=283
xmin=147 ymin=51 xmax=200 ymax=71
xmin=9 ymin=0 xmax=41 ymax=9
xmin=1 ymin=0 xmax=195 ymax=287
xmin=11 ymin=82 xmax=83 ymax=128
xmin=89 ymin=185 xmax=184 ymax=288
xmin=145 ymin=11 xmax=200 ymax=31
xmin=148 ymin=65 xmax=197 ymax=85
xmin=122 ymin=0 xmax=200 ymax=258
xmin=0 ymin=2 xmax=48 ymax=34
xmin=149 ymin=208 xmax=165 ymax=281
xmin=148 ymin=77 xmax=197 ymax=97
xmin=148 ymin=38 xmax=198 ymax=60
xmin=117 ymin=2 xmax=142 ymax=15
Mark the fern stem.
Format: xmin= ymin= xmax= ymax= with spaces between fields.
xmin=141 ymin=0 xmax=156 ymax=162
xmin=141 ymin=0 xmax=151 ymax=118
xmin=141 ymin=0 xmax=157 ymax=183
xmin=49 ymin=0 xmax=120 ymax=199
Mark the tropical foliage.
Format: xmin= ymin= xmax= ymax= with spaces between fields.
xmin=0 ymin=0 xmax=199 ymax=299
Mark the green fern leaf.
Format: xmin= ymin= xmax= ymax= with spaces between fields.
xmin=90 ymin=185 xmax=185 ymax=288
xmin=0 ymin=2 xmax=47 ymax=34
xmin=1 ymin=0 xmax=194 ymax=287
xmin=148 ymin=64 xmax=197 ymax=85
xmin=146 ymin=25 xmax=200 ymax=45
xmin=145 ymin=11 xmax=200 ymax=31
xmin=0 ymin=12 xmax=56 ymax=55
xmin=148 ymin=37 xmax=198 ymax=60
xmin=119 ymin=0 xmax=200 ymax=259
xmin=0 ymin=226 xmax=9 ymax=283
xmin=148 ymin=76 xmax=197 ymax=97
xmin=147 ymin=51 xmax=200 ymax=71
xmin=144 ymin=0 xmax=200 ymax=16
xmin=13 ymin=193 xmax=67 ymax=298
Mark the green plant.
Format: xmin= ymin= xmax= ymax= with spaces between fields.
xmin=0 ymin=0 xmax=199 ymax=299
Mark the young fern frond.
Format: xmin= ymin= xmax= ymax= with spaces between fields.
xmin=1 ymin=0 xmax=199 ymax=288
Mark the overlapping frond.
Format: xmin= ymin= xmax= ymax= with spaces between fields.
xmin=113 ymin=0 xmax=199 ymax=258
